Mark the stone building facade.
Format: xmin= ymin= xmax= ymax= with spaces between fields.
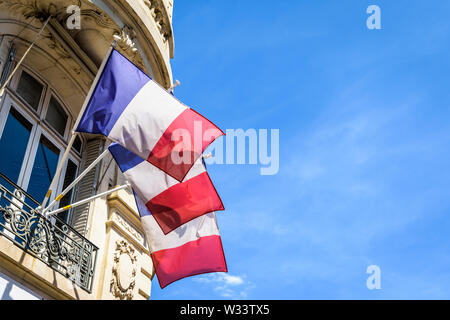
xmin=0 ymin=0 xmax=175 ymax=300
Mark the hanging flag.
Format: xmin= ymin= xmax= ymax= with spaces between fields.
xmin=134 ymin=190 xmax=227 ymax=289
xmin=75 ymin=49 xmax=224 ymax=182
xmin=109 ymin=142 xmax=224 ymax=235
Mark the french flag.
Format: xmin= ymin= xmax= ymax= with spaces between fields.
xmin=76 ymin=49 xmax=224 ymax=182
xmin=108 ymin=143 xmax=224 ymax=234
xmin=134 ymin=191 xmax=227 ymax=289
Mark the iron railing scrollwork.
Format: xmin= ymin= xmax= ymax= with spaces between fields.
xmin=0 ymin=173 xmax=98 ymax=293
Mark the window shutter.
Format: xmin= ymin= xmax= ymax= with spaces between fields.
xmin=70 ymin=137 xmax=104 ymax=236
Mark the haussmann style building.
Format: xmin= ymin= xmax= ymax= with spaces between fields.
xmin=0 ymin=0 xmax=175 ymax=300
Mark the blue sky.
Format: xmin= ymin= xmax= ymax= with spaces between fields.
xmin=151 ymin=0 xmax=450 ymax=299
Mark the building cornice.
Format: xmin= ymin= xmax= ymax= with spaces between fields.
xmin=143 ymin=0 xmax=174 ymax=58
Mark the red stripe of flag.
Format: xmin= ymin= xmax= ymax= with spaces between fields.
xmin=151 ymin=235 xmax=228 ymax=289
xmin=148 ymin=108 xmax=224 ymax=182
xmin=146 ymin=172 xmax=225 ymax=235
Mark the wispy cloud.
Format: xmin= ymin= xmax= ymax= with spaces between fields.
xmin=194 ymin=273 xmax=252 ymax=299
xmin=151 ymin=0 xmax=450 ymax=300
xmin=216 ymin=74 xmax=450 ymax=298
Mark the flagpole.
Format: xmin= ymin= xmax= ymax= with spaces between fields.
xmin=39 ymin=39 xmax=117 ymax=211
xmin=42 ymin=148 xmax=110 ymax=216
xmin=45 ymin=183 xmax=130 ymax=219
xmin=0 ymin=16 xmax=51 ymax=98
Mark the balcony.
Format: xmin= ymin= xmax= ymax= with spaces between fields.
xmin=0 ymin=172 xmax=98 ymax=293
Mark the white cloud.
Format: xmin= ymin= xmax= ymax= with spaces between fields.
xmin=221 ymin=274 xmax=244 ymax=286
xmin=194 ymin=273 xmax=251 ymax=299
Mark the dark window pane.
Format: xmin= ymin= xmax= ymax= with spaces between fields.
xmin=0 ymin=108 xmax=33 ymax=230
xmin=27 ymin=135 xmax=59 ymax=202
xmin=0 ymin=108 xmax=32 ymax=183
xmin=73 ymin=135 xmax=82 ymax=153
xmin=58 ymin=159 xmax=77 ymax=224
xmin=45 ymin=96 xmax=68 ymax=136
xmin=16 ymin=71 xmax=43 ymax=110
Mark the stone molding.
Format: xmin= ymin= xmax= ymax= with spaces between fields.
xmin=143 ymin=0 xmax=172 ymax=43
xmin=0 ymin=0 xmax=163 ymax=76
xmin=0 ymin=235 xmax=91 ymax=300
xmin=110 ymin=240 xmax=137 ymax=300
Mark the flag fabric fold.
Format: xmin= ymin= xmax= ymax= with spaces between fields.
xmin=134 ymin=191 xmax=227 ymax=289
xmin=109 ymin=142 xmax=224 ymax=235
xmin=76 ymin=49 xmax=224 ymax=182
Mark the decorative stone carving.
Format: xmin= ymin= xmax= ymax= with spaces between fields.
xmin=76 ymin=8 xmax=117 ymax=30
xmin=0 ymin=0 xmax=59 ymax=21
xmin=116 ymin=25 xmax=137 ymax=50
xmin=44 ymin=32 xmax=71 ymax=59
xmin=112 ymin=211 xmax=144 ymax=244
xmin=143 ymin=0 xmax=173 ymax=42
xmin=166 ymin=0 xmax=174 ymax=22
xmin=42 ymin=31 xmax=92 ymax=87
xmin=110 ymin=240 xmax=137 ymax=300
xmin=113 ymin=25 xmax=146 ymax=71
xmin=0 ymin=0 xmax=37 ymax=19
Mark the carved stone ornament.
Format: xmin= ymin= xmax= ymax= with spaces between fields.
xmin=143 ymin=0 xmax=172 ymax=42
xmin=0 ymin=0 xmax=57 ymax=20
xmin=116 ymin=25 xmax=137 ymax=49
xmin=110 ymin=240 xmax=138 ymax=300
xmin=112 ymin=25 xmax=146 ymax=71
xmin=112 ymin=212 xmax=144 ymax=243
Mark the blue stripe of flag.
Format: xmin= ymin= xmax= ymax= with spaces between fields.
xmin=133 ymin=189 xmax=152 ymax=217
xmin=108 ymin=142 xmax=145 ymax=173
xmin=76 ymin=49 xmax=150 ymax=136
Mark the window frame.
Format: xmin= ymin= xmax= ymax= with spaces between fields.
xmin=0 ymin=66 xmax=83 ymax=213
xmin=0 ymin=93 xmax=39 ymax=189
xmin=55 ymin=154 xmax=79 ymax=223
xmin=41 ymin=89 xmax=71 ymax=141
xmin=20 ymin=124 xmax=66 ymax=199
xmin=11 ymin=68 xmax=47 ymax=115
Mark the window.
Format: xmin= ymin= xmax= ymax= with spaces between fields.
xmin=0 ymin=67 xmax=82 ymax=225
xmin=73 ymin=135 xmax=83 ymax=153
xmin=0 ymin=108 xmax=32 ymax=183
xmin=15 ymin=70 xmax=43 ymax=110
xmin=45 ymin=96 xmax=68 ymax=137
xmin=58 ymin=159 xmax=78 ymax=224
xmin=26 ymin=135 xmax=60 ymax=202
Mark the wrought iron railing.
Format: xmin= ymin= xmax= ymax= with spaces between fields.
xmin=0 ymin=172 xmax=98 ymax=293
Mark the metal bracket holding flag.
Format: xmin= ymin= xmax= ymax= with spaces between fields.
xmin=168 ymin=79 xmax=181 ymax=94
xmin=45 ymin=183 xmax=131 ymax=218
xmin=41 ymin=148 xmax=111 ymax=216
